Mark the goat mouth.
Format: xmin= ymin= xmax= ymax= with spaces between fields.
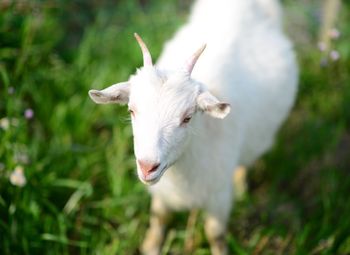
xmin=140 ymin=164 xmax=168 ymax=185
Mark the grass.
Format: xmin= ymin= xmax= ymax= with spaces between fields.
xmin=0 ymin=0 xmax=350 ymax=254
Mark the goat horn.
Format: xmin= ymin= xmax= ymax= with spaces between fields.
xmin=184 ymin=44 xmax=206 ymax=75
xmin=134 ymin=33 xmax=153 ymax=67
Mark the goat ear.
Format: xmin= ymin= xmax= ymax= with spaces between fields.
xmin=88 ymin=82 xmax=130 ymax=104
xmin=197 ymin=91 xmax=231 ymax=119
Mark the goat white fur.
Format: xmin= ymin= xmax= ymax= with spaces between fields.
xmin=89 ymin=0 xmax=298 ymax=254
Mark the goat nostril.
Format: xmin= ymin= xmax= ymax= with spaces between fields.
xmin=149 ymin=163 xmax=160 ymax=173
xmin=138 ymin=160 xmax=160 ymax=176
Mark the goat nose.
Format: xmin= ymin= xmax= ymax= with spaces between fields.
xmin=138 ymin=160 xmax=160 ymax=177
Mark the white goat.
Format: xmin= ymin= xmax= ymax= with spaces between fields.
xmin=88 ymin=0 xmax=298 ymax=254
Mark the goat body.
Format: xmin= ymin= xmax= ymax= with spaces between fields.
xmin=153 ymin=0 xmax=297 ymax=214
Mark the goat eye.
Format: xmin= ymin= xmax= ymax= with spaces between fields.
xmin=182 ymin=116 xmax=192 ymax=125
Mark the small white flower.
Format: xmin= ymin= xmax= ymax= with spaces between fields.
xmin=330 ymin=50 xmax=340 ymax=61
xmin=24 ymin=108 xmax=34 ymax=119
xmin=329 ymin=28 xmax=340 ymax=40
xmin=0 ymin=118 xmax=10 ymax=130
xmin=10 ymin=166 xmax=27 ymax=187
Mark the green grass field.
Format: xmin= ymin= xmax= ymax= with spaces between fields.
xmin=1 ymin=1 xmax=350 ymax=254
